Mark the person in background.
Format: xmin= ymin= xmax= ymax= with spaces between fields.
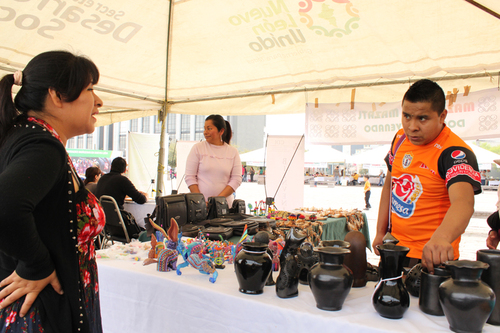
xmin=95 ymin=157 xmax=147 ymax=209
xmin=185 ymin=114 xmax=242 ymax=207
xmin=0 ymin=51 xmax=104 ymax=331
xmin=486 ymin=160 xmax=500 ymax=249
xmin=249 ymin=166 xmax=255 ymax=182
xmin=481 ymin=170 xmax=487 ymax=185
xmin=377 ymin=170 xmax=385 ymax=186
xmin=242 ymin=165 xmax=247 ymax=182
xmin=351 ymin=172 xmax=359 ymax=185
xmin=333 ymin=166 xmax=340 ymax=185
xmin=372 ymin=79 xmax=481 ymax=274
xmin=363 ymin=175 xmax=372 ymax=210
xmin=85 ymin=166 xmax=102 ymax=194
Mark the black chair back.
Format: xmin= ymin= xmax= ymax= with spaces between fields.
xmin=99 ymin=195 xmax=131 ymax=245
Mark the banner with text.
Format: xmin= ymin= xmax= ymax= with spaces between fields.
xmin=306 ymin=88 xmax=499 ymax=145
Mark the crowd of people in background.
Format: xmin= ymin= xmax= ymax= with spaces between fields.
xmin=241 ymin=165 xmax=264 ymax=182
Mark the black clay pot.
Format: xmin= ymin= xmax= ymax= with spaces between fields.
xmin=477 ymin=249 xmax=500 ymax=325
xmin=234 ymin=242 xmax=272 ymax=294
xmin=372 ymin=244 xmax=410 ymax=319
xmin=308 ymin=247 xmax=353 ymax=311
xmin=419 ymin=266 xmax=450 ymax=316
xmin=439 ymin=260 xmax=495 ymax=333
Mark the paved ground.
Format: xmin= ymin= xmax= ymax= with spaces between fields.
xmin=235 ymin=181 xmax=498 ymax=265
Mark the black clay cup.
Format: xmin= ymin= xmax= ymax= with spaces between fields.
xmin=419 ymin=266 xmax=450 ymax=316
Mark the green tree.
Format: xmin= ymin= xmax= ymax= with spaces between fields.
xmin=478 ymin=142 xmax=500 ymax=155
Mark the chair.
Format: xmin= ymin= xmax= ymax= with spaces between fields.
xmin=99 ymin=195 xmax=131 ymax=248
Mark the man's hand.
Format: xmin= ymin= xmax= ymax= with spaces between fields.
xmin=0 ymin=270 xmax=63 ymax=317
xmin=487 ymin=230 xmax=500 ymax=249
xmin=422 ymin=237 xmax=454 ymax=274
xmin=372 ymin=233 xmax=385 ymax=256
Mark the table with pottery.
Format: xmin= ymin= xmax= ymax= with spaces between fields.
xmin=96 ymin=239 xmax=500 ymax=333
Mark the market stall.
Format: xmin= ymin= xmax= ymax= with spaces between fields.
xmin=97 ymin=252 xmax=500 ymax=333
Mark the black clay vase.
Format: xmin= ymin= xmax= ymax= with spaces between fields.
xmin=372 ymin=244 xmax=410 ymax=319
xmin=308 ymin=247 xmax=353 ymax=311
xmin=439 ymin=260 xmax=495 ymax=333
xmin=477 ymin=249 xmax=500 ymax=325
xmin=419 ymin=266 xmax=450 ymax=316
xmin=234 ymin=242 xmax=272 ymax=294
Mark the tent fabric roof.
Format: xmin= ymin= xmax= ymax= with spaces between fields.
xmin=1 ymin=1 xmax=500 ymax=127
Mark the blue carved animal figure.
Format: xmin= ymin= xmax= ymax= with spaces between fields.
xmin=177 ymin=240 xmax=218 ymax=283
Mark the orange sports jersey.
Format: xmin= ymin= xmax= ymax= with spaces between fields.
xmin=385 ymin=126 xmax=481 ymax=259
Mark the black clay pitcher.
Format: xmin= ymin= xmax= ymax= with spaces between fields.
xmin=372 ymin=244 xmax=410 ymax=319
xmin=308 ymin=247 xmax=353 ymax=311
xmin=439 ymin=260 xmax=495 ymax=333
xmin=477 ymin=249 xmax=500 ymax=325
xmin=234 ymin=242 xmax=272 ymax=294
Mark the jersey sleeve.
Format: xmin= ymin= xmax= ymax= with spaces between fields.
xmin=384 ymin=134 xmax=399 ymax=172
xmin=437 ymin=146 xmax=482 ymax=194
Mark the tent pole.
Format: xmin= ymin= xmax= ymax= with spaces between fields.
xmin=156 ymin=0 xmax=175 ymax=197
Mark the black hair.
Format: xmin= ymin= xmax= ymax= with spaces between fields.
xmin=402 ymin=79 xmax=446 ymax=115
xmin=110 ymin=157 xmax=127 ymax=173
xmin=206 ymin=114 xmax=232 ymax=144
xmin=0 ymin=50 xmax=99 ymax=147
xmin=84 ymin=166 xmax=101 ymax=185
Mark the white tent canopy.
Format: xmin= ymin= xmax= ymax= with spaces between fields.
xmin=1 ymin=1 xmax=500 ymax=126
xmin=304 ymin=146 xmax=348 ymax=163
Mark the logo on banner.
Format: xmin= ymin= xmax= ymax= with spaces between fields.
xmin=298 ymin=0 xmax=360 ymax=38
xmin=391 ymin=174 xmax=423 ymax=219
xmin=402 ymin=152 xmax=413 ymax=169
xmin=451 ymin=150 xmax=466 ymax=159
xmin=228 ymin=0 xmax=361 ymax=53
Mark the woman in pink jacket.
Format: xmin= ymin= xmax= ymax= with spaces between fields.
xmin=185 ymin=115 xmax=242 ymax=207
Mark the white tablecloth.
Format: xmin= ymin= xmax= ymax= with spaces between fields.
xmin=97 ymin=258 xmax=500 ymax=333
xmin=123 ymin=200 xmax=156 ymax=228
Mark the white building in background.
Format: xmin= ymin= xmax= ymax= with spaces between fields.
xmin=66 ymin=114 xmax=266 ymax=158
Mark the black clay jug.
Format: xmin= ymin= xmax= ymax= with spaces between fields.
xmin=308 ymin=247 xmax=353 ymax=311
xmin=234 ymin=242 xmax=272 ymax=294
xmin=439 ymin=260 xmax=495 ymax=333
xmin=477 ymin=249 xmax=500 ymax=325
xmin=372 ymin=244 xmax=410 ymax=319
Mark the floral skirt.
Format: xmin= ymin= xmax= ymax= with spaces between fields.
xmin=0 ymin=300 xmax=44 ymax=333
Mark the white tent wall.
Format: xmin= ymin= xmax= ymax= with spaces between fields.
xmin=174 ymin=141 xmax=197 ymax=195
xmin=265 ymin=135 xmax=305 ymax=211
xmin=127 ymin=132 xmax=167 ymax=196
xmin=2 ymin=0 xmax=500 ymax=123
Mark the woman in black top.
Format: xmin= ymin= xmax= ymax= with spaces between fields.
xmin=0 ymin=51 xmax=105 ymax=332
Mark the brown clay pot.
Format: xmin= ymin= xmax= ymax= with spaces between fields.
xmin=343 ymin=231 xmax=367 ymax=287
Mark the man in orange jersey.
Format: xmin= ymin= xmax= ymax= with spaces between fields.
xmin=372 ymin=79 xmax=482 ymax=274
